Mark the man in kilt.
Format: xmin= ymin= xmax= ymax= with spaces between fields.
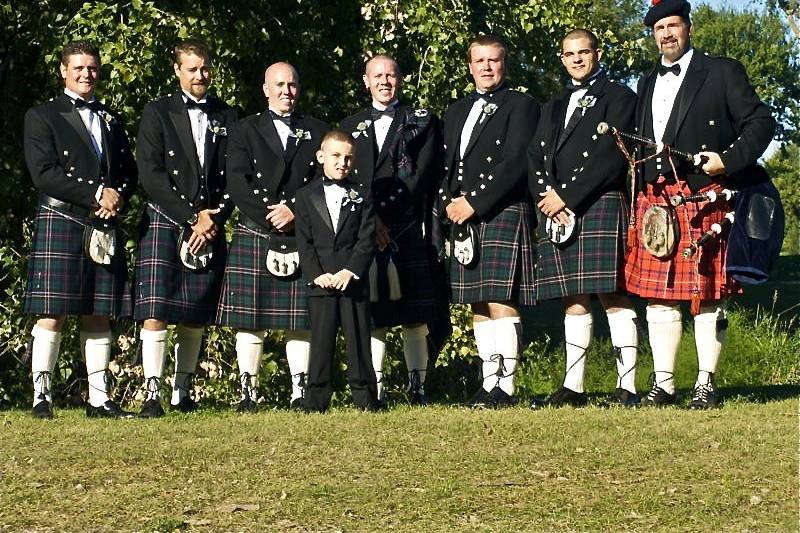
xmin=625 ymin=0 xmax=775 ymax=408
xmin=527 ymin=29 xmax=640 ymax=408
xmin=439 ymin=35 xmax=539 ymax=407
xmin=217 ymin=62 xmax=328 ymax=411
xmin=23 ymin=41 xmax=137 ymax=419
xmin=340 ymin=54 xmax=442 ymax=405
xmin=134 ymin=40 xmax=237 ymax=417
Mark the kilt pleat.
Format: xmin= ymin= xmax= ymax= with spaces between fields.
xmin=535 ymin=190 xmax=628 ymax=301
xmin=216 ymin=224 xmax=310 ymax=331
xmin=624 ymin=177 xmax=740 ymax=301
xmin=371 ymin=220 xmax=437 ymax=327
xmin=133 ymin=205 xmax=226 ymax=324
xmin=24 ymin=206 xmax=131 ymax=318
xmin=449 ymin=200 xmax=536 ymax=306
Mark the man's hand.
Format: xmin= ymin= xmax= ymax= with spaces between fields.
xmin=267 ymin=203 xmax=295 ymax=231
xmin=94 ymin=206 xmax=116 ymax=220
xmin=375 ymin=217 xmax=391 ymax=251
xmin=188 ymin=208 xmax=220 ymax=254
xmin=313 ymin=273 xmax=334 ymax=289
xmin=97 ymin=188 xmax=123 ymax=215
xmin=551 ymin=209 xmax=572 ymax=227
xmin=537 ymin=189 xmax=566 ymax=218
xmin=331 ymin=269 xmax=355 ymax=291
xmin=445 ymin=196 xmax=475 ymax=225
xmin=697 ymin=151 xmax=726 ymax=176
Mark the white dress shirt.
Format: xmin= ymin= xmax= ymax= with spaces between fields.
xmin=182 ymin=91 xmax=208 ymax=168
xmin=651 ymin=48 xmax=694 ymax=143
xmin=563 ymin=71 xmax=603 ymax=128
xmin=371 ymin=99 xmax=398 ymax=152
xmin=459 ymin=95 xmax=487 ymax=159
xmin=323 ymin=180 xmax=347 ymax=233
xmin=64 ymin=88 xmax=103 ymax=159
xmin=269 ymin=106 xmax=293 ymax=149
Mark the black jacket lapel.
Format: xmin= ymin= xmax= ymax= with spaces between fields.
xmin=637 ymin=67 xmax=658 ymax=141
xmin=310 ymin=180 xmax=334 ymax=233
xmin=256 ymin=111 xmax=286 ymax=162
xmin=58 ymin=96 xmax=97 ymax=159
xmin=557 ymin=76 xmax=608 ymax=151
xmin=668 ymin=52 xmax=707 ymax=144
xmin=168 ymin=94 xmax=201 ymax=179
xmin=375 ymin=110 xmax=402 ymax=169
xmin=462 ymin=90 xmax=508 ymax=158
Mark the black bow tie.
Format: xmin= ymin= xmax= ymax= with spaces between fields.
xmin=184 ymin=99 xmax=210 ymax=112
xmin=269 ymin=110 xmax=292 ymax=127
xmin=323 ymin=176 xmax=350 ymax=188
xmin=566 ymin=81 xmax=589 ymax=92
xmin=73 ymin=98 xmax=102 ymax=112
xmin=657 ymin=63 xmax=681 ymax=77
xmin=370 ymin=107 xmax=395 ymax=120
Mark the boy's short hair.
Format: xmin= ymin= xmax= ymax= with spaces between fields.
xmin=174 ymin=39 xmax=212 ymax=65
xmin=61 ymin=41 xmax=100 ymax=65
xmin=321 ymin=129 xmax=355 ymax=149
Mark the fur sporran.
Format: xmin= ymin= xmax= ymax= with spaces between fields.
xmin=83 ymin=222 xmax=117 ymax=265
xmin=641 ymin=205 xmax=679 ymax=258
xmin=450 ymin=222 xmax=479 ymax=268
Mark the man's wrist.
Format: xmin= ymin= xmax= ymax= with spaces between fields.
xmin=94 ymin=185 xmax=104 ymax=204
xmin=186 ymin=212 xmax=199 ymax=226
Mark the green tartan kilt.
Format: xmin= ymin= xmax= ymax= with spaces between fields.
xmin=24 ymin=205 xmax=131 ymax=318
xmin=534 ymin=190 xmax=628 ymax=301
xmin=216 ymin=224 xmax=310 ymax=331
xmin=449 ymin=200 xmax=536 ymax=306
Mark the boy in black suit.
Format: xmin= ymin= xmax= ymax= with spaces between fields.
xmin=294 ymin=130 xmax=379 ymax=412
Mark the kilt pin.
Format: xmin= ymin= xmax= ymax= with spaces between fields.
xmin=134 ymin=92 xmax=237 ymax=324
xmin=216 ymin=109 xmax=329 ymax=330
xmin=439 ymin=85 xmax=540 ymax=306
xmin=340 ymin=104 xmax=442 ymax=328
xmin=23 ymin=93 xmax=137 ymax=318
xmin=528 ymin=73 xmax=637 ymax=302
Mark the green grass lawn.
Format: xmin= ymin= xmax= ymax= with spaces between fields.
xmin=1 ymin=399 xmax=796 ymax=532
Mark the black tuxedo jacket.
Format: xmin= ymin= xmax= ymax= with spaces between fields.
xmin=136 ymin=92 xmax=237 ymax=225
xmin=440 ymin=85 xmax=540 ymax=220
xmin=636 ymin=50 xmax=775 ymax=192
xmin=340 ymin=104 xmax=442 ymax=223
xmin=528 ymin=74 xmax=636 ymax=215
xmin=24 ymin=93 xmax=137 ymax=208
xmin=295 ymin=180 xmax=376 ymax=298
xmin=226 ymin=110 xmax=329 ymax=231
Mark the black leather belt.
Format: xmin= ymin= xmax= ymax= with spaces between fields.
xmin=239 ymin=214 xmax=272 ymax=232
xmin=39 ymin=194 xmax=90 ymax=217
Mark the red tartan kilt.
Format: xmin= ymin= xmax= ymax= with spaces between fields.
xmin=623 ymin=177 xmax=741 ymax=301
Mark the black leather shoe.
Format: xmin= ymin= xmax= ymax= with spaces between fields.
xmin=31 ymin=400 xmax=54 ymax=419
xmin=547 ymin=386 xmax=587 ymax=408
xmin=409 ymin=390 xmax=428 ymax=406
xmin=86 ymin=400 xmax=134 ymax=419
xmin=170 ymin=396 xmax=199 ymax=413
xmin=489 ymin=386 xmax=518 ymax=408
xmin=289 ymin=398 xmax=305 ymax=411
xmin=688 ymin=379 xmax=719 ymax=410
xmin=138 ymin=399 xmax=165 ymax=418
xmin=469 ymin=387 xmax=495 ymax=409
xmin=529 ymin=397 xmax=548 ymax=410
xmin=600 ymin=388 xmax=640 ymax=408
xmin=236 ymin=398 xmax=258 ymax=413
xmin=640 ymin=385 xmax=677 ymax=407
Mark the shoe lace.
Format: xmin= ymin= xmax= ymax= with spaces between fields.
xmin=87 ymin=368 xmax=117 ymax=397
xmin=33 ymin=371 xmax=52 ymax=402
xmin=294 ymin=371 xmax=306 ymax=399
xmin=488 ymin=353 xmax=518 ymax=389
xmin=407 ymin=368 xmax=425 ymax=394
xmin=645 ymin=371 xmax=673 ymax=400
xmin=613 ymin=345 xmax=638 ymax=389
xmin=240 ymin=372 xmax=255 ymax=401
xmin=174 ymin=372 xmax=195 ymax=400
xmin=144 ymin=376 xmax=162 ymax=401
xmin=692 ymin=382 xmax=713 ymax=402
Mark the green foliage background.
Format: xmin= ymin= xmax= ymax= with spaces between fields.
xmin=1 ymin=1 xmax=798 ymax=407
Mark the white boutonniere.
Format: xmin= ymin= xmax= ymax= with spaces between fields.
xmin=414 ymin=108 xmax=429 ymax=117
xmin=290 ymin=128 xmax=312 ymax=145
xmin=479 ymin=102 xmax=498 ymax=124
xmin=208 ymin=119 xmax=227 ymax=142
xmin=341 ymin=188 xmax=364 ymax=211
xmin=577 ymin=95 xmax=597 ymax=116
xmin=97 ymin=110 xmax=116 ymax=131
xmin=352 ymin=120 xmax=372 ymax=139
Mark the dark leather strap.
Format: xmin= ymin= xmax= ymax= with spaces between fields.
xmin=39 ymin=194 xmax=90 ymax=217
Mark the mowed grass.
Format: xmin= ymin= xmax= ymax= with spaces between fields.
xmin=1 ymin=400 xmax=796 ymax=532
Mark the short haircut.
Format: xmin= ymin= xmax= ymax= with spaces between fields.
xmin=466 ymin=34 xmax=507 ymax=63
xmin=321 ymin=129 xmax=355 ymax=149
xmin=60 ymin=41 xmax=100 ymax=66
xmin=174 ymin=39 xmax=212 ymax=65
xmin=562 ymin=28 xmax=599 ymax=50
xmin=365 ymin=54 xmax=401 ymax=75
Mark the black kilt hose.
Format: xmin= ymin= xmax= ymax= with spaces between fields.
xmin=449 ymin=200 xmax=536 ymax=306
xmin=133 ymin=204 xmax=226 ymax=324
xmin=24 ymin=205 xmax=131 ymax=318
xmin=216 ymin=223 xmax=310 ymax=331
xmin=372 ymin=219 xmax=436 ymax=327
xmin=535 ymin=190 xmax=628 ymax=301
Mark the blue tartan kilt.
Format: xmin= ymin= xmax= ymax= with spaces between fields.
xmin=216 ymin=224 xmax=310 ymax=331
xmin=371 ymin=220 xmax=437 ymax=327
xmin=133 ymin=205 xmax=226 ymax=324
xmin=24 ymin=205 xmax=131 ymax=318
xmin=449 ymin=200 xmax=536 ymax=306
xmin=535 ymin=190 xmax=628 ymax=301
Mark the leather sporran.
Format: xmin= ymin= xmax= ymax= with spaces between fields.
xmin=178 ymin=227 xmax=214 ymax=271
xmin=641 ymin=205 xmax=679 ymax=258
xmin=450 ymin=222 xmax=479 ymax=268
xmin=83 ymin=222 xmax=117 ymax=265
xmin=265 ymin=233 xmax=300 ymax=279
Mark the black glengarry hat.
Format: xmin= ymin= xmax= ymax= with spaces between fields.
xmin=644 ymin=0 xmax=691 ymax=27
